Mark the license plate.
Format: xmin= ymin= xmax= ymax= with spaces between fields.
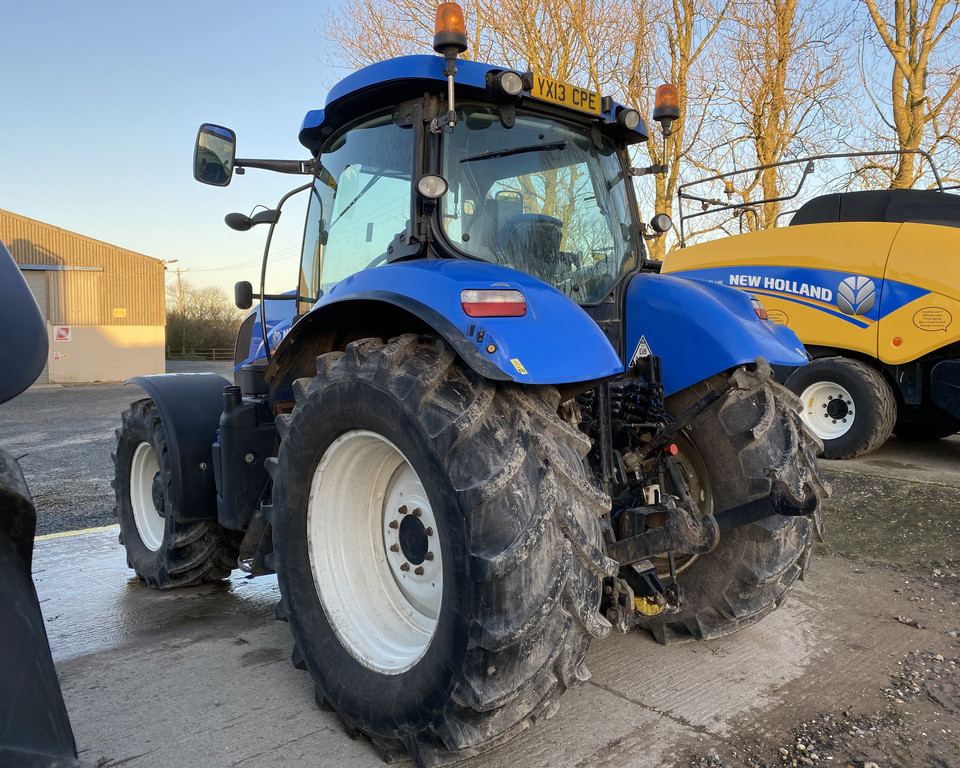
xmin=530 ymin=74 xmax=602 ymax=116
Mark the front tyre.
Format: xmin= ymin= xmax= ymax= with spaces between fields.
xmin=113 ymin=399 xmax=237 ymax=588
xmin=785 ymin=357 xmax=896 ymax=459
xmin=645 ymin=374 xmax=826 ymax=644
xmin=267 ymin=335 xmax=615 ymax=767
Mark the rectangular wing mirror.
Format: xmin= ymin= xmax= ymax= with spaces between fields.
xmin=194 ymin=124 xmax=236 ymax=186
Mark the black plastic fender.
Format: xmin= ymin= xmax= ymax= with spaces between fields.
xmin=126 ymin=373 xmax=230 ymax=523
xmin=0 ymin=240 xmax=47 ymax=404
xmin=0 ymin=449 xmax=87 ymax=768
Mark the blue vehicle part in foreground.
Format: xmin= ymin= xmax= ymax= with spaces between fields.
xmin=275 ymin=259 xmax=625 ymax=386
xmin=237 ymin=294 xmax=298 ymax=369
xmin=625 ymin=273 xmax=809 ymax=396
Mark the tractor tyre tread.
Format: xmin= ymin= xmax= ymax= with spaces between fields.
xmin=270 ymin=334 xmax=613 ymax=767
xmin=645 ymin=372 xmax=823 ymax=644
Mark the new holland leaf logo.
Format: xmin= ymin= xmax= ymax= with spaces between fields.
xmin=837 ymin=276 xmax=876 ymax=316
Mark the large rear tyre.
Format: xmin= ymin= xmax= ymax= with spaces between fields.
xmin=266 ymin=335 xmax=615 ymax=767
xmin=645 ymin=374 xmax=824 ymax=644
xmin=113 ymin=399 xmax=238 ymax=589
xmin=784 ymin=357 xmax=896 ymax=459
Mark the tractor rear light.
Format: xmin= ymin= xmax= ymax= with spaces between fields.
xmin=749 ymin=294 xmax=769 ymax=320
xmin=461 ymin=289 xmax=527 ymax=317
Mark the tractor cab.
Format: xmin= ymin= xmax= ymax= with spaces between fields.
xmin=195 ymin=11 xmax=675 ymax=333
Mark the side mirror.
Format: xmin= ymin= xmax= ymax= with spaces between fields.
xmin=194 ymin=124 xmax=236 ymax=186
xmin=235 ymin=281 xmax=253 ymax=310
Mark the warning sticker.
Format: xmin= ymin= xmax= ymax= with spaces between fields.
xmin=510 ymin=358 xmax=528 ymax=375
xmin=55 ymin=326 xmax=71 ymax=342
xmin=629 ymin=335 xmax=653 ymax=366
xmin=913 ymin=307 xmax=952 ymax=332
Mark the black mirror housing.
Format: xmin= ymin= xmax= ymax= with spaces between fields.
xmin=194 ymin=124 xmax=236 ymax=186
xmin=235 ymin=281 xmax=253 ymax=310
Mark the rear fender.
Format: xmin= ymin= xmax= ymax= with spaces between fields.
xmin=126 ymin=373 xmax=230 ymax=523
xmin=267 ymin=260 xmax=623 ymax=398
xmin=626 ymin=273 xmax=808 ymax=396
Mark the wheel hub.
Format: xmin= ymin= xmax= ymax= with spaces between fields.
xmin=798 ymin=381 xmax=856 ymax=440
xmin=398 ymin=510 xmax=429 ymax=565
xmin=307 ymin=430 xmax=442 ymax=674
xmin=151 ymin=473 xmax=166 ymax=517
xmin=129 ymin=441 xmax=166 ymax=552
xmin=825 ymin=395 xmax=851 ymax=421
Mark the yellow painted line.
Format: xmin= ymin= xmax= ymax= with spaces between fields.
xmin=36 ymin=524 xmax=119 ymax=541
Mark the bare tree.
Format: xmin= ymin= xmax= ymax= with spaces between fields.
xmin=613 ymin=0 xmax=731 ymax=258
xmin=166 ymin=279 xmax=243 ymax=357
xmin=857 ymin=0 xmax=960 ymax=187
xmin=707 ymin=0 xmax=849 ymax=230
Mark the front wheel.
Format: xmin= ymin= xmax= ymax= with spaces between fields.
xmin=113 ymin=399 xmax=237 ymax=588
xmin=784 ymin=357 xmax=896 ymax=459
xmin=266 ymin=335 xmax=615 ymax=767
xmin=645 ymin=373 xmax=826 ymax=644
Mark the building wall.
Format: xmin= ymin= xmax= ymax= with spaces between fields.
xmin=1 ymin=208 xmax=166 ymax=383
xmin=48 ymin=325 xmax=166 ymax=383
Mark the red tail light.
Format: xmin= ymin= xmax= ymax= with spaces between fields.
xmin=461 ymin=289 xmax=527 ymax=317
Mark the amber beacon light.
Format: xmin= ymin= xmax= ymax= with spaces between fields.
xmin=433 ymin=3 xmax=468 ymax=55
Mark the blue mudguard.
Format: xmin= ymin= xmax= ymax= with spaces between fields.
xmin=300 ymin=259 xmax=624 ymax=385
xmin=625 ymin=273 xmax=809 ymax=396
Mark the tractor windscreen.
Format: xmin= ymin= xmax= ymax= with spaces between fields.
xmin=441 ymin=105 xmax=637 ymax=303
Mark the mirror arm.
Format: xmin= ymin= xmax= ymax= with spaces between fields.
xmin=234 ymin=158 xmax=316 ymax=175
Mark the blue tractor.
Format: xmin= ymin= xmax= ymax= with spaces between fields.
xmin=114 ymin=6 xmax=827 ymax=765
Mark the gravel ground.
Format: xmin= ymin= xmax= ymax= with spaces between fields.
xmin=0 ymin=361 xmax=233 ymax=535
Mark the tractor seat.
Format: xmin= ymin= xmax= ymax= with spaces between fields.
xmin=497 ymin=214 xmax=563 ymax=272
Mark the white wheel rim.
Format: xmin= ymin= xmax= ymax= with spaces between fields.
xmin=307 ymin=430 xmax=442 ymax=674
xmin=798 ymin=381 xmax=855 ymax=440
xmin=130 ymin=442 xmax=165 ymax=551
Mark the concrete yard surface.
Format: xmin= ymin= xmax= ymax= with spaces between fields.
xmin=36 ymin=527 xmax=958 ymax=768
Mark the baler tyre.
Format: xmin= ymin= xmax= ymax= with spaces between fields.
xmin=645 ymin=373 xmax=824 ymax=644
xmin=113 ymin=398 xmax=238 ymax=589
xmin=784 ymin=357 xmax=896 ymax=459
xmin=266 ymin=335 xmax=615 ymax=768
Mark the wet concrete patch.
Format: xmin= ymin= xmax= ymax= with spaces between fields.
xmin=34 ymin=528 xmax=280 ymax=663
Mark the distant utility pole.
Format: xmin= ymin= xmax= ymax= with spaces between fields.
xmin=175 ymin=269 xmax=184 ymax=313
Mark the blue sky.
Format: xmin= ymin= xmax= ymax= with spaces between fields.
xmin=1 ymin=0 xmax=350 ymax=296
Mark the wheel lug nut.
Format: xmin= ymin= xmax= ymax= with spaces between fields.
xmin=400 ymin=562 xmax=410 ymax=572
xmin=415 ymin=566 xmax=424 ymax=576
xmin=388 ymin=520 xmax=399 ymax=529
xmin=425 ymin=552 xmax=434 ymax=561
xmin=425 ymin=527 xmax=434 ymax=537
xmin=413 ymin=508 xmax=422 ymax=517
xmin=399 ymin=505 xmax=408 ymax=515
xmin=390 ymin=544 xmax=400 ymax=553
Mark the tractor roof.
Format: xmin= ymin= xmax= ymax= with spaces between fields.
xmin=298 ymin=54 xmax=643 ymax=155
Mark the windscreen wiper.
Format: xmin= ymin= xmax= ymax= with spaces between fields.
xmin=461 ymin=141 xmax=568 ymax=164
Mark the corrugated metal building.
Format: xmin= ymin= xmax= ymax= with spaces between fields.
xmin=1 ymin=208 xmax=165 ymax=383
